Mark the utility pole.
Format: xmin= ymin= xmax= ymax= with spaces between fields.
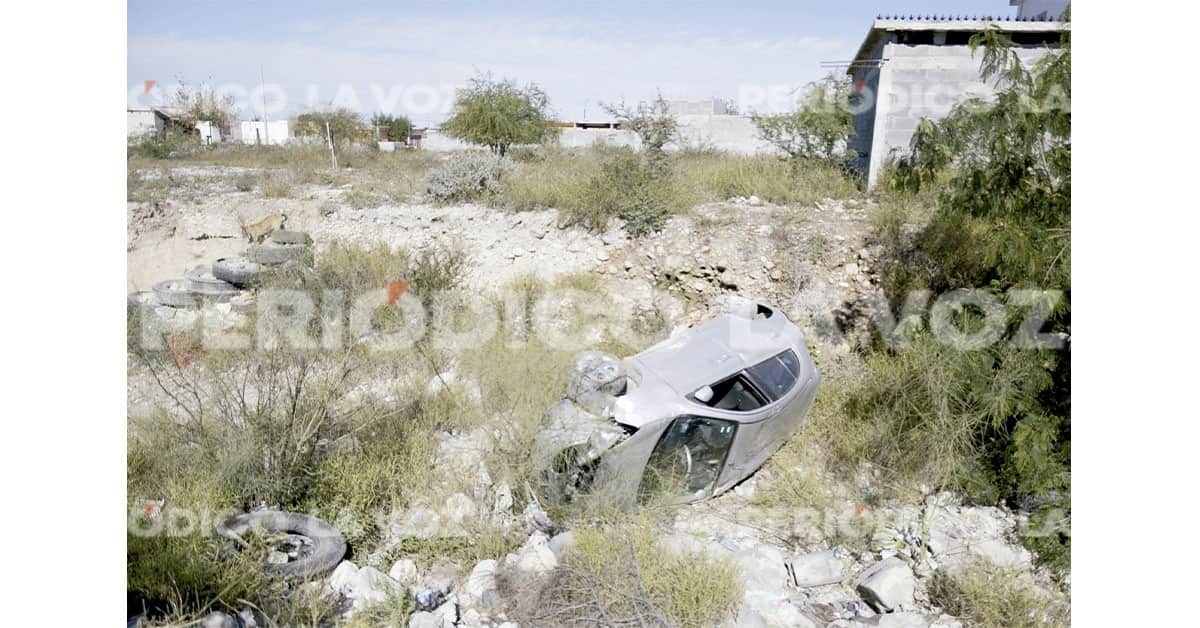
xmin=260 ymin=66 xmax=270 ymax=145
xmin=326 ymin=121 xmax=337 ymax=170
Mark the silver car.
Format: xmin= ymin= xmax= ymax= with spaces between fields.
xmin=536 ymin=297 xmax=821 ymax=506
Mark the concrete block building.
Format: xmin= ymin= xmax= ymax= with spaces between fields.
xmin=847 ymin=10 xmax=1068 ymax=188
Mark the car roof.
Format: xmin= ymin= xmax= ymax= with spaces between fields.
xmin=626 ymin=309 xmax=802 ymax=399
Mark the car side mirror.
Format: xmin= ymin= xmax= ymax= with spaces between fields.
xmin=694 ymin=385 xmax=714 ymax=403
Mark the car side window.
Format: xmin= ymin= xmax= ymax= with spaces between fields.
xmin=745 ymin=350 xmax=801 ymax=402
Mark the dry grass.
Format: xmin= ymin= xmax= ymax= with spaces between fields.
xmin=502 ymin=514 xmax=741 ymax=628
xmin=928 ymin=560 xmax=1068 ymax=628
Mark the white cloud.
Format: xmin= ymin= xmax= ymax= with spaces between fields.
xmin=128 ymin=15 xmax=855 ymax=124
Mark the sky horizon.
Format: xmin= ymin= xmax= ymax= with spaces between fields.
xmin=128 ymin=0 xmax=1021 ymax=126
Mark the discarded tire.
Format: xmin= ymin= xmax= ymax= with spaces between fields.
xmin=247 ymin=241 xmax=310 ymax=265
xmin=185 ymin=265 xmax=240 ymax=301
xmin=212 ymin=256 xmax=264 ymax=287
xmin=269 ymin=229 xmax=312 ymax=246
xmin=152 ymin=279 xmax=196 ymax=308
xmin=217 ymin=511 xmax=346 ymax=578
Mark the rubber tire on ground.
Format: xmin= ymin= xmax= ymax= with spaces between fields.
xmin=217 ymin=511 xmax=346 ymax=578
xmin=247 ymin=242 xmax=310 ymax=265
xmin=270 ymin=230 xmax=312 ymax=245
xmin=212 ymin=257 xmax=264 ymax=287
xmin=152 ymin=279 xmax=197 ymax=308
xmin=185 ymin=265 xmax=237 ymax=290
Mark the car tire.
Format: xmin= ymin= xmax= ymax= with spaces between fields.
xmin=247 ymin=242 xmax=310 ymax=265
xmin=270 ymin=230 xmax=312 ymax=245
xmin=217 ymin=511 xmax=346 ymax=578
xmin=152 ymin=279 xmax=197 ymax=308
xmin=185 ymin=265 xmax=239 ymax=292
xmin=212 ymin=257 xmax=264 ymax=287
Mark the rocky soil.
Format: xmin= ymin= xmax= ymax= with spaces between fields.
xmin=129 ymin=166 xmax=1064 ymax=627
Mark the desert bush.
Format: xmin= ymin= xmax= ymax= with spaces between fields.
xmin=128 ymin=131 xmax=201 ymax=160
xmin=566 ymin=148 xmax=678 ymax=236
xmin=442 ymin=74 xmax=557 ymax=155
xmin=257 ymin=172 xmax=294 ymax=198
xmin=294 ymin=107 xmax=366 ymax=144
xmin=425 ymin=151 xmax=514 ymax=202
xmin=505 ymin=516 xmax=740 ymax=627
xmin=752 ymin=74 xmax=855 ymax=166
xmin=170 ymin=81 xmax=237 ymax=130
xmin=928 ymin=560 xmax=1067 ymax=628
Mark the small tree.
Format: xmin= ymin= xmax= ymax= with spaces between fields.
xmin=294 ymin=108 xmax=364 ymax=145
xmin=442 ymin=75 xmax=556 ymax=155
xmin=370 ymin=112 xmax=414 ymax=142
xmin=752 ymin=74 xmax=854 ymax=165
xmin=603 ymin=95 xmax=678 ymax=173
xmin=170 ymin=81 xmax=237 ymax=130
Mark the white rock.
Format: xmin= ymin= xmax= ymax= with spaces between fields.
xmin=855 ymin=557 xmax=915 ymax=613
xmin=548 ymin=530 xmax=576 ymax=558
xmin=877 ymin=612 xmax=933 ymax=628
xmin=346 ymin=566 xmax=401 ymax=609
xmin=492 ymin=481 xmax=514 ymax=515
xmin=443 ymin=493 xmax=478 ymax=527
xmin=789 ymin=549 xmax=849 ymax=587
xmin=199 ymin=611 xmax=238 ymax=628
xmin=388 ymin=559 xmax=418 ymax=585
xmin=748 ymin=195 xmax=763 ymax=206
xmin=326 ymin=560 xmax=360 ymax=596
xmin=507 ymin=532 xmax=558 ymax=573
xmin=463 ymin=559 xmax=498 ymax=607
xmin=391 ymin=508 xmax=442 ymax=540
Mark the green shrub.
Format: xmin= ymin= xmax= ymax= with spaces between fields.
xmin=128 ymin=132 xmax=201 ymax=160
xmin=751 ymin=74 xmax=855 ymax=165
xmin=560 ymin=148 xmax=681 ymax=236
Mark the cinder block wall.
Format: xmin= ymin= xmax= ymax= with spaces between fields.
xmin=858 ymin=39 xmax=1051 ymax=188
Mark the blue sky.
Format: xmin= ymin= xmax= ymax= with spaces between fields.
xmin=128 ymin=0 xmax=1019 ymax=124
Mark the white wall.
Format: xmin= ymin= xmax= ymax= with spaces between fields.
xmin=674 ymin=115 xmax=776 ymax=156
xmin=127 ymin=110 xmax=157 ymax=136
xmin=235 ymin=120 xmax=290 ymax=145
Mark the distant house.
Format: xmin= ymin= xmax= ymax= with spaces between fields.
xmin=846 ymin=11 xmax=1068 ymax=188
xmin=126 ymin=106 xmax=185 ymax=136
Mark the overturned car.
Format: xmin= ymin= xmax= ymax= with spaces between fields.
xmin=535 ymin=297 xmax=820 ymax=506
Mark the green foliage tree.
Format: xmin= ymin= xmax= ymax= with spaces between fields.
xmin=752 ymin=74 xmax=855 ymax=165
xmin=442 ymin=75 xmax=556 ymax=155
xmin=862 ymin=27 xmax=1071 ymax=569
xmin=604 ymin=95 xmax=679 ymax=172
xmin=370 ymin=112 xmax=414 ymax=141
xmin=294 ymin=107 xmax=365 ymax=145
